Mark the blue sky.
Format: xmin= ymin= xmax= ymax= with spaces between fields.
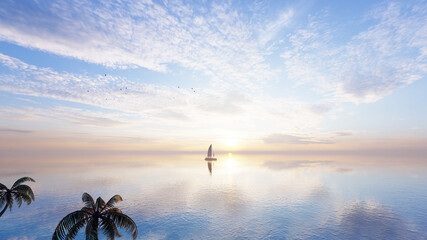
xmin=0 ymin=0 xmax=426 ymax=152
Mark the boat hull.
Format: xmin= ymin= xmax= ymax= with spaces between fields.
xmin=205 ymin=157 xmax=217 ymax=161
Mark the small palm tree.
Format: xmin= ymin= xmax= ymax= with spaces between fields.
xmin=53 ymin=193 xmax=138 ymax=240
xmin=0 ymin=177 xmax=36 ymax=217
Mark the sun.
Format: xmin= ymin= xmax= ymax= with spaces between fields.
xmin=224 ymin=138 xmax=238 ymax=147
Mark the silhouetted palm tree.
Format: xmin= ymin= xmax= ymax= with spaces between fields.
xmin=53 ymin=192 xmax=138 ymax=240
xmin=0 ymin=177 xmax=36 ymax=217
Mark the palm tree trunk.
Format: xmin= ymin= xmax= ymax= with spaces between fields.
xmin=0 ymin=203 xmax=8 ymax=217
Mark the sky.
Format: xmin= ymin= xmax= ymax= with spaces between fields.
xmin=0 ymin=0 xmax=426 ymax=154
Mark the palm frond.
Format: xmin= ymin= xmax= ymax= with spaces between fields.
xmin=102 ymin=195 xmax=122 ymax=212
xmin=0 ymin=183 xmax=7 ymax=190
xmin=13 ymin=185 xmax=35 ymax=201
xmin=103 ymin=208 xmax=122 ymax=214
xmin=64 ymin=217 xmax=89 ymax=240
xmin=95 ymin=197 xmax=105 ymax=212
xmin=81 ymin=206 xmax=95 ymax=214
xmin=12 ymin=191 xmax=33 ymax=206
xmin=82 ymin=193 xmax=95 ymax=209
xmin=12 ymin=177 xmax=35 ymax=188
xmin=52 ymin=211 xmax=88 ymax=240
xmin=0 ymin=192 xmax=11 ymax=209
xmin=13 ymin=192 xmax=23 ymax=207
xmin=100 ymin=216 xmax=122 ymax=239
xmin=85 ymin=218 xmax=99 ymax=240
xmin=104 ymin=212 xmax=138 ymax=240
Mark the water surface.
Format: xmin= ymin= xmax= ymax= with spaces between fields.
xmin=1 ymin=153 xmax=427 ymax=239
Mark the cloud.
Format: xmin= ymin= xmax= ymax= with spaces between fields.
xmin=196 ymin=90 xmax=250 ymax=114
xmin=0 ymin=53 xmax=189 ymax=114
xmin=0 ymin=53 xmax=326 ymax=138
xmin=0 ymin=0 xmax=273 ymax=87
xmin=263 ymin=133 xmax=333 ymax=144
xmin=0 ymin=105 xmax=128 ymax=128
xmin=309 ymin=103 xmax=333 ymax=115
xmin=0 ymin=127 xmax=32 ymax=134
xmin=281 ymin=2 xmax=427 ymax=103
xmin=153 ymin=109 xmax=190 ymax=121
xmin=332 ymin=131 xmax=353 ymax=137
xmin=1 ymin=1 xmax=424 ymax=140
xmin=0 ymin=0 xmax=425 ymax=106
xmin=50 ymin=107 xmax=126 ymax=127
xmin=334 ymin=167 xmax=353 ymax=172
xmin=258 ymin=9 xmax=294 ymax=46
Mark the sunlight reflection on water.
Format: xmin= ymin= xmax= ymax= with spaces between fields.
xmin=1 ymin=154 xmax=427 ymax=239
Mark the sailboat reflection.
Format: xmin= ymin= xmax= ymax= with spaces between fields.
xmin=204 ymin=144 xmax=217 ymax=175
xmin=206 ymin=160 xmax=214 ymax=175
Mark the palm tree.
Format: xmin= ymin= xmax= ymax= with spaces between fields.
xmin=53 ymin=193 xmax=138 ymax=240
xmin=0 ymin=177 xmax=36 ymax=217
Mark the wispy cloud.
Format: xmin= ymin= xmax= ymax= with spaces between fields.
xmin=1 ymin=1 xmax=424 ymax=104
xmin=0 ymin=127 xmax=32 ymax=134
xmin=0 ymin=53 xmax=325 ymax=138
xmin=47 ymin=107 xmax=127 ymax=127
xmin=0 ymin=53 xmax=187 ymax=114
xmin=0 ymin=1 xmax=425 ymax=142
xmin=0 ymin=0 xmax=273 ymax=87
xmin=281 ymin=2 xmax=427 ymax=103
xmin=258 ymin=9 xmax=294 ymax=46
xmin=309 ymin=103 xmax=334 ymax=115
xmin=334 ymin=167 xmax=353 ymax=172
xmin=332 ymin=131 xmax=354 ymax=137
xmin=0 ymin=105 xmax=128 ymax=128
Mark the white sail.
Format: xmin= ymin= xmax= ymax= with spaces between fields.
xmin=207 ymin=144 xmax=213 ymax=157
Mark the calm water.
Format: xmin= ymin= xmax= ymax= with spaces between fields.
xmin=1 ymin=153 xmax=427 ymax=239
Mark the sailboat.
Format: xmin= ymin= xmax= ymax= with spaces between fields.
xmin=205 ymin=144 xmax=217 ymax=161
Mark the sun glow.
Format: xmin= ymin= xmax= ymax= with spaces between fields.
xmin=224 ymin=138 xmax=238 ymax=148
